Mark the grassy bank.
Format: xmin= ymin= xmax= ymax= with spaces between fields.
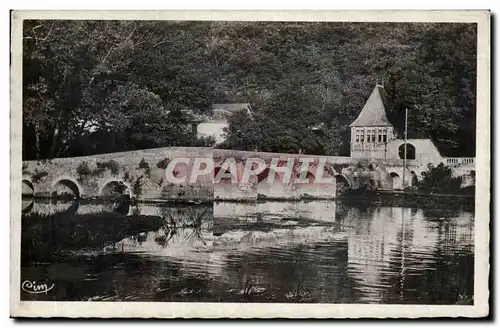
xmin=21 ymin=211 xmax=165 ymax=263
xmin=21 ymin=204 xmax=212 ymax=263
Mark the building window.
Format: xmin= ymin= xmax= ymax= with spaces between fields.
xmin=360 ymin=130 xmax=365 ymax=143
xmin=371 ymin=129 xmax=376 ymax=143
xmin=382 ymin=130 xmax=387 ymax=143
xmin=378 ymin=129 xmax=383 ymax=142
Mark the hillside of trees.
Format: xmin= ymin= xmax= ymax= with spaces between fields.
xmin=22 ymin=20 xmax=477 ymax=160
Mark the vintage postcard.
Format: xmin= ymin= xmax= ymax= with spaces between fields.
xmin=10 ymin=10 xmax=490 ymax=318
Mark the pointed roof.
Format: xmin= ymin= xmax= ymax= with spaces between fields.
xmin=211 ymin=103 xmax=253 ymax=121
xmin=350 ymin=85 xmax=393 ymax=127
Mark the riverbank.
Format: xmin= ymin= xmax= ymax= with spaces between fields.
xmin=21 ymin=203 xmax=212 ymax=263
xmin=338 ymin=189 xmax=475 ymax=212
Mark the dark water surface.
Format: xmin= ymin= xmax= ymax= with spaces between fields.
xmin=21 ymin=199 xmax=474 ymax=304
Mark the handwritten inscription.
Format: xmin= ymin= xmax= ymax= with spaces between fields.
xmin=21 ymin=280 xmax=54 ymax=294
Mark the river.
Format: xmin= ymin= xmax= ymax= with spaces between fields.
xmin=20 ymin=199 xmax=474 ymax=304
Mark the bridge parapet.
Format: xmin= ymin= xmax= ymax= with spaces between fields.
xmin=443 ymin=157 xmax=475 ymax=168
xmin=20 ymin=147 xmax=476 ymax=201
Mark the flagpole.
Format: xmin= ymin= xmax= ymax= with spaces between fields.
xmin=403 ymin=107 xmax=408 ymax=189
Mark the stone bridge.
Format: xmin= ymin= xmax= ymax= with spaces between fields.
xmin=21 ymin=147 xmax=476 ymax=202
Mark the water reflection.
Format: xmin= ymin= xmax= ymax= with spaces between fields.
xmin=343 ymin=206 xmax=474 ymax=303
xmin=21 ymin=199 xmax=474 ymax=304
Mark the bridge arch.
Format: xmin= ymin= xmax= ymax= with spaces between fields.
xmin=214 ymin=166 xmax=238 ymax=184
xmin=398 ymin=143 xmax=416 ymax=160
xmin=257 ymin=167 xmax=292 ymax=184
xmin=22 ymin=179 xmax=34 ymax=197
xmin=387 ymin=172 xmax=402 ymax=190
xmin=51 ymin=177 xmax=83 ymax=199
xmin=296 ymin=170 xmax=316 ymax=184
xmin=335 ymin=174 xmax=351 ymax=188
xmin=100 ymin=180 xmax=132 ymax=199
xmin=410 ymin=170 xmax=418 ymax=186
xmin=470 ymin=170 xmax=476 ymax=181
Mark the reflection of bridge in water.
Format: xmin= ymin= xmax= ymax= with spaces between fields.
xmin=22 ymin=199 xmax=211 ymax=218
xmin=23 ymin=199 xmax=135 ymax=216
xmin=214 ymin=200 xmax=337 ymax=222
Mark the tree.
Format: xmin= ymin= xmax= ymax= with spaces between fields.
xmin=417 ymin=163 xmax=463 ymax=194
xmin=22 ymin=21 xmax=477 ymax=159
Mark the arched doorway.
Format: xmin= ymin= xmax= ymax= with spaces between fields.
xmin=22 ymin=180 xmax=34 ymax=197
xmin=52 ymin=179 xmax=81 ymax=199
xmin=399 ymin=143 xmax=416 ymax=160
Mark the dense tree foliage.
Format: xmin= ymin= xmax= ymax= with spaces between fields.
xmin=416 ymin=163 xmax=463 ymax=194
xmin=22 ymin=21 xmax=476 ymax=160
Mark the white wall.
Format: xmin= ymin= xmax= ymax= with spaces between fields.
xmin=197 ymin=122 xmax=228 ymax=145
xmin=386 ymin=139 xmax=443 ymax=165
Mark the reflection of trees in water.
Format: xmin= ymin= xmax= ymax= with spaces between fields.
xmin=341 ymin=205 xmax=474 ymax=304
xmin=347 ymin=208 xmax=473 ymax=304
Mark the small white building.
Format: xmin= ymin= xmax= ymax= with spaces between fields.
xmin=192 ymin=103 xmax=254 ymax=145
xmin=349 ymin=84 xmax=443 ymax=167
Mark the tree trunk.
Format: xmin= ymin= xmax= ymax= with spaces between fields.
xmin=34 ymin=124 xmax=41 ymax=159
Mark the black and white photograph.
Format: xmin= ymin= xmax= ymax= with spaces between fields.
xmin=10 ymin=10 xmax=490 ymax=318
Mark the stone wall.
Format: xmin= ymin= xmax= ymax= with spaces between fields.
xmin=22 ymin=147 xmax=214 ymax=201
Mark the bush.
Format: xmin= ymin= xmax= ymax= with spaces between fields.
xmin=138 ymin=158 xmax=151 ymax=177
xmin=96 ymin=160 xmax=120 ymax=176
xmin=417 ymin=163 xmax=462 ymax=194
xmin=192 ymin=136 xmax=216 ymax=147
xmin=132 ymin=176 xmax=144 ymax=197
xmin=22 ymin=163 xmax=30 ymax=175
xmin=138 ymin=158 xmax=150 ymax=170
xmin=76 ymin=161 xmax=92 ymax=177
xmin=157 ymin=158 xmax=170 ymax=170
xmin=31 ymin=169 xmax=48 ymax=183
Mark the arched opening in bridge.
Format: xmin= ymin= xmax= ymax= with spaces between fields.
xmin=257 ymin=167 xmax=288 ymax=184
xmin=388 ymin=172 xmax=402 ymax=190
xmin=399 ymin=143 xmax=416 ymax=160
xmin=470 ymin=170 xmax=476 ymax=183
xmin=295 ymin=170 xmax=316 ymax=184
xmin=22 ymin=199 xmax=34 ymax=214
xmin=214 ymin=166 xmax=237 ymax=184
xmin=410 ymin=170 xmax=418 ymax=187
xmin=335 ymin=174 xmax=350 ymax=195
xmin=22 ymin=180 xmax=34 ymax=197
xmin=257 ymin=167 xmax=271 ymax=184
xmin=52 ymin=179 xmax=81 ymax=199
xmin=101 ymin=181 xmax=130 ymax=200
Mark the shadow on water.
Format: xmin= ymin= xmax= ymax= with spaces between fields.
xmin=21 ymin=197 xmax=474 ymax=305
